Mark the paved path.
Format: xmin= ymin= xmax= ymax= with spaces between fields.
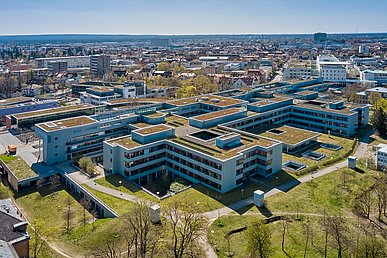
xmin=84 ymin=180 xmax=150 ymax=204
xmin=204 ymin=140 xmax=368 ymax=220
xmin=0 ymin=131 xmax=39 ymax=166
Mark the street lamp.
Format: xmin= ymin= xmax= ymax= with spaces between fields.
xmin=241 ymin=189 xmax=244 ymax=199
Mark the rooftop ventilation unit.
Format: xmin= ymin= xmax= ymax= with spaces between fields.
xmin=45 ymin=122 xmax=57 ymax=128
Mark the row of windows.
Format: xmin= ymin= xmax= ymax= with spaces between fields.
xmin=166 ymin=161 xmax=222 ymax=190
xmin=166 ymin=153 xmax=222 ymax=180
xmin=166 ymin=145 xmax=223 ymax=170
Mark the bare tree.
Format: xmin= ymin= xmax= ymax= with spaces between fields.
xmin=31 ymin=220 xmax=46 ymax=258
xmin=281 ymin=219 xmax=289 ymax=256
xmin=36 ymin=177 xmax=47 ymax=190
xmin=354 ymin=189 xmax=373 ymax=219
xmin=80 ymin=198 xmax=91 ymax=225
xmin=63 ymin=196 xmax=74 ymax=234
xmin=245 ymin=219 xmax=272 ymax=258
xmin=92 ymin=236 xmax=122 ymax=258
xmin=326 ymin=215 xmax=349 ymax=258
xmin=122 ymin=202 xmax=160 ymax=258
xmin=163 ymin=200 xmax=207 ymax=258
xmin=373 ymin=177 xmax=387 ymax=221
xmin=303 ymin=223 xmax=311 ymax=258
xmin=49 ymin=174 xmax=62 ymax=192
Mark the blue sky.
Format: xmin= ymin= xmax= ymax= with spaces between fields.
xmin=1 ymin=0 xmax=386 ymax=35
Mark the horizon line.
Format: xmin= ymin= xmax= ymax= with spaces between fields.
xmin=1 ymin=31 xmax=387 ymax=37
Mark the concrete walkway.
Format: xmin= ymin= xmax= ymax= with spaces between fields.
xmin=84 ymin=180 xmax=152 ymax=205
xmin=204 ymin=140 xmax=368 ymax=220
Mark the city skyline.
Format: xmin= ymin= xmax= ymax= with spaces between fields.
xmin=1 ymin=0 xmax=387 ymax=35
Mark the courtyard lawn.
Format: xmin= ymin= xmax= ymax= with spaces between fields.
xmin=282 ymin=134 xmax=356 ymax=175
xmin=94 ymin=174 xmax=158 ymax=202
xmin=162 ymin=180 xmax=269 ymax=212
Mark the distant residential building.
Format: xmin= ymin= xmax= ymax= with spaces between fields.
xmin=80 ymin=87 xmax=121 ymax=106
xmin=48 ymin=61 xmax=68 ymax=74
xmin=0 ymin=199 xmax=30 ymax=258
xmin=35 ymin=56 xmax=90 ymax=68
xmin=316 ymin=55 xmax=348 ymax=82
xmin=314 ymin=32 xmax=327 ymax=43
xmin=90 ymin=54 xmax=111 ymax=77
xmin=124 ymin=81 xmax=147 ymax=97
xmin=355 ymin=87 xmax=387 ymax=104
xmin=360 ymin=70 xmax=387 ymax=85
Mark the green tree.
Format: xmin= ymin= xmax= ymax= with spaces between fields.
xmin=245 ymin=219 xmax=272 ymax=258
xmin=157 ymin=62 xmax=171 ymax=71
xmin=78 ymin=157 xmax=97 ymax=176
xmin=176 ymin=75 xmax=218 ymax=98
xmin=374 ymin=98 xmax=387 ymax=111
xmin=371 ymin=107 xmax=387 ymax=138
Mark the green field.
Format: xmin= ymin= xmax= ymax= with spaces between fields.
xmin=209 ymin=167 xmax=385 ymax=258
xmin=83 ymin=184 xmax=135 ymax=216
xmin=261 ymin=168 xmax=378 ymax=216
xmin=209 ymin=215 xmax=352 ymax=258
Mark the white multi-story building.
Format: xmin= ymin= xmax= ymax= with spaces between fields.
xmin=316 ymin=55 xmax=348 ymax=82
xmin=283 ymin=60 xmax=312 ymax=80
xmin=376 ymin=144 xmax=387 ymax=170
xmin=360 ymin=70 xmax=387 ymax=85
xmin=34 ymin=56 xmax=90 ymax=68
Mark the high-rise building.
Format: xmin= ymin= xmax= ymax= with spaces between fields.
xmin=314 ymin=32 xmax=327 ymax=43
xmin=90 ymin=54 xmax=110 ymax=77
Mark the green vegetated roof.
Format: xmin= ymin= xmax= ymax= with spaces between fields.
xmin=0 ymin=154 xmax=37 ymax=180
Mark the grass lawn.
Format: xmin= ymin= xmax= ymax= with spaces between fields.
xmin=0 ymin=154 xmax=37 ymax=179
xmin=94 ymin=174 xmax=158 ymax=202
xmin=282 ymin=134 xmax=355 ymax=174
xmin=209 ymin=215 xmax=346 ymax=258
xmin=161 ymin=180 xmax=269 ymax=212
xmin=15 ymin=188 xmax=95 ymax=257
xmin=83 ymin=184 xmax=135 ymax=216
xmin=0 ymin=182 xmax=11 ymax=199
xmin=258 ymin=168 xmax=379 ymax=216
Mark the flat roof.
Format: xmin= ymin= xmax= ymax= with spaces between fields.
xmin=108 ymin=136 xmax=142 ymax=149
xmin=295 ymin=90 xmax=317 ymax=96
xmin=191 ymin=108 xmax=242 ymax=121
xmin=251 ymin=97 xmax=292 ymax=107
xmin=37 ymin=116 xmax=97 ymax=131
xmin=168 ymin=95 xmax=246 ymax=107
xmin=0 ymin=155 xmax=37 ymax=180
xmin=250 ymin=125 xmax=320 ymax=146
xmin=171 ymin=133 xmax=276 ymax=160
xmin=13 ymin=104 xmax=94 ymax=120
xmin=134 ymin=124 xmax=171 ymax=135
xmin=297 ymin=100 xmax=359 ymax=115
xmin=0 ymin=97 xmax=31 ymax=106
xmin=88 ymin=87 xmax=114 ymax=93
xmin=131 ymin=122 xmax=153 ymax=128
